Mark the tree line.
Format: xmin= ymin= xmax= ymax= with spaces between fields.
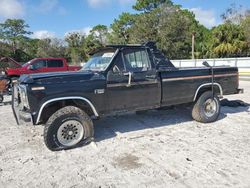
xmin=0 ymin=0 xmax=250 ymax=64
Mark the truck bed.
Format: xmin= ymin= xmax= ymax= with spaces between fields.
xmin=160 ymin=66 xmax=239 ymax=106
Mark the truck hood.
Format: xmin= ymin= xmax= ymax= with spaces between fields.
xmin=6 ymin=67 xmax=22 ymax=75
xmin=0 ymin=57 xmax=22 ymax=72
xmin=19 ymin=71 xmax=105 ymax=84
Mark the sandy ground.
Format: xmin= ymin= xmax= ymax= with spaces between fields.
xmin=0 ymin=81 xmax=250 ymax=188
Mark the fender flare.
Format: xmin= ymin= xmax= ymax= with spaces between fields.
xmin=35 ymin=97 xmax=99 ymax=124
xmin=193 ymin=83 xmax=223 ymax=101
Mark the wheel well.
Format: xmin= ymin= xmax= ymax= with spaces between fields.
xmin=194 ymin=85 xmax=221 ymax=101
xmin=39 ymin=99 xmax=95 ymax=124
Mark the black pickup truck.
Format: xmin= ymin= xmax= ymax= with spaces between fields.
xmin=12 ymin=42 xmax=243 ymax=151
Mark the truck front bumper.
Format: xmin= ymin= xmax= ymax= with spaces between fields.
xmin=12 ymin=86 xmax=33 ymax=126
xmin=12 ymin=101 xmax=33 ymax=126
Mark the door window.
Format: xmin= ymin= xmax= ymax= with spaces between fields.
xmin=33 ymin=60 xmax=47 ymax=69
xmin=111 ymin=52 xmax=125 ymax=73
xmin=123 ymin=49 xmax=150 ymax=72
xmin=47 ymin=60 xmax=64 ymax=67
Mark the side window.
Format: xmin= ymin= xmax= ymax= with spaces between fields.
xmin=47 ymin=60 xmax=64 ymax=68
xmin=123 ymin=49 xmax=150 ymax=72
xmin=33 ymin=60 xmax=47 ymax=69
xmin=112 ymin=52 xmax=125 ymax=73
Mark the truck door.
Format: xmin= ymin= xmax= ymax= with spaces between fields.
xmin=27 ymin=60 xmax=47 ymax=74
xmin=46 ymin=59 xmax=65 ymax=72
xmin=106 ymin=48 xmax=161 ymax=113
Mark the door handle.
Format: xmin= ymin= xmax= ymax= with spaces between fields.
xmin=146 ymin=75 xmax=156 ymax=79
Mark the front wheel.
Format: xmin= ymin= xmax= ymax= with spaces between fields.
xmin=192 ymin=91 xmax=221 ymax=123
xmin=44 ymin=106 xmax=94 ymax=151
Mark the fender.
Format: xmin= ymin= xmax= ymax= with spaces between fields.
xmin=193 ymin=83 xmax=223 ymax=101
xmin=35 ymin=97 xmax=99 ymax=124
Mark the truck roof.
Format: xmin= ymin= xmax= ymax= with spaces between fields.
xmin=106 ymin=44 xmax=144 ymax=48
xmin=32 ymin=58 xmax=66 ymax=61
xmin=106 ymin=41 xmax=155 ymax=49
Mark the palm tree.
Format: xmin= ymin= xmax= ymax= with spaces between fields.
xmin=212 ymin=23 xmax=247 ymax=57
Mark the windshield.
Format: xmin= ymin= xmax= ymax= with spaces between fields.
xmin=82 ymin=50 xmax=116 ymax=71
xmin=22 ymin=61 xmax=31 ymax=67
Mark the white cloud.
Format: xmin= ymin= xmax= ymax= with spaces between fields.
xmin=32 ymin=30 xmax=56 ymax=39
xmin=87 ymin=0 xmax=110 ymax=8
xmin=0 ymin=0 xmax=25 ymax=18
xmin=36 ymin=0 xmax=66 ymax=15
xmin=190 ymin=8 xmax=217 ymax=28
xmin=38 ymin=0 xmax=58 ymax=13
xmin=87 ymin=0 xmax=135 ymax=8
xmin=65 ymin=27 xmax=92 ymax=37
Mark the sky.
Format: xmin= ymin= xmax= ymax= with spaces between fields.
xmin=0 ymin=0 xmax=250 ymax=39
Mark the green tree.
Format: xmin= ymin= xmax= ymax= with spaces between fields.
xmin=193 ymin=25 xmax=212 ymax=58
xmin=0 ymin=41 xmax=12 ymax=58
xmin=156 ymin=7 xmax=196 ymax=59
xmin=36 ymin=38 xmax=67 ymax=59
xmin=83 ymin=34 xmax=103 ymax=57
xmin=129 ymin=2 xmax=203 ymax=59
xmin=90 ymin=25 xmax=108 ymax=45
xmin=108 ymin=12 xmax=135 ymax=44
xmin=129 ymin=9 xmax=159 ymax=44
xmin=133 ymin=0 xmax=173 ymax=12
xmin=0 ymin=19 xmax=32 ymax=55
xmin=241 ymin=10 xmax=250 ymax=54
xmin=211 ymin=23 xmax=247 ymax=57
xmin=23 ymin=38 xmax=40 ymax=59
xmin=65 ymin=32 xmax=87 ymax=63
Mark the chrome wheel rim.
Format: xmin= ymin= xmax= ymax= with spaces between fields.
xmin=57 ymin=120 xmax=84 ymax=147
xmin=204 ymin=98 xmax=217 ymax=117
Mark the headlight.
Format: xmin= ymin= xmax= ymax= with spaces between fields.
xmin=19 ymin=85 xmax=29 ymax=109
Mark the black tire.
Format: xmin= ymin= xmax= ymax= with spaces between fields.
xmin=192 ymin=91 xmax=220 ymax=123
xmin=44 ymin=106 xmax=94 ymax=151
xmin=0 ymin=95 xmax=3 ymax=103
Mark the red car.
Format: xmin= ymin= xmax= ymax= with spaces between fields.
xmin=6 ymin=58 xmax=81 ymax=78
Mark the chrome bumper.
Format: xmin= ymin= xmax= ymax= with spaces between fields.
xmin=13 ymin=108 xmax=33 ymax=125
xmin=12 ymin=85 xmax=33 ymax=125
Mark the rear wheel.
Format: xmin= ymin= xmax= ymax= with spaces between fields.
xmin=192 ymin=91 xmax=220 ymax=123
xmin=44 ymin=106 xmax=94 ymax=151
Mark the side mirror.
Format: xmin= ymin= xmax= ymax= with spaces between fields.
xmin=112 ymin=65 xmax=120 ymax=73
xmin=203 ymin=61 xmax=211 ymax=67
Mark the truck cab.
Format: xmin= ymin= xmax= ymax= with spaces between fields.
xmin=101 ymin=46 xmax=161 ymax=113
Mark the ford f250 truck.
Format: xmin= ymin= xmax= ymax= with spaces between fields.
xmin=12 ymin=42 xmax=243 ymax=151
xmin=6 ymin=58 xmax=81 ymax=79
